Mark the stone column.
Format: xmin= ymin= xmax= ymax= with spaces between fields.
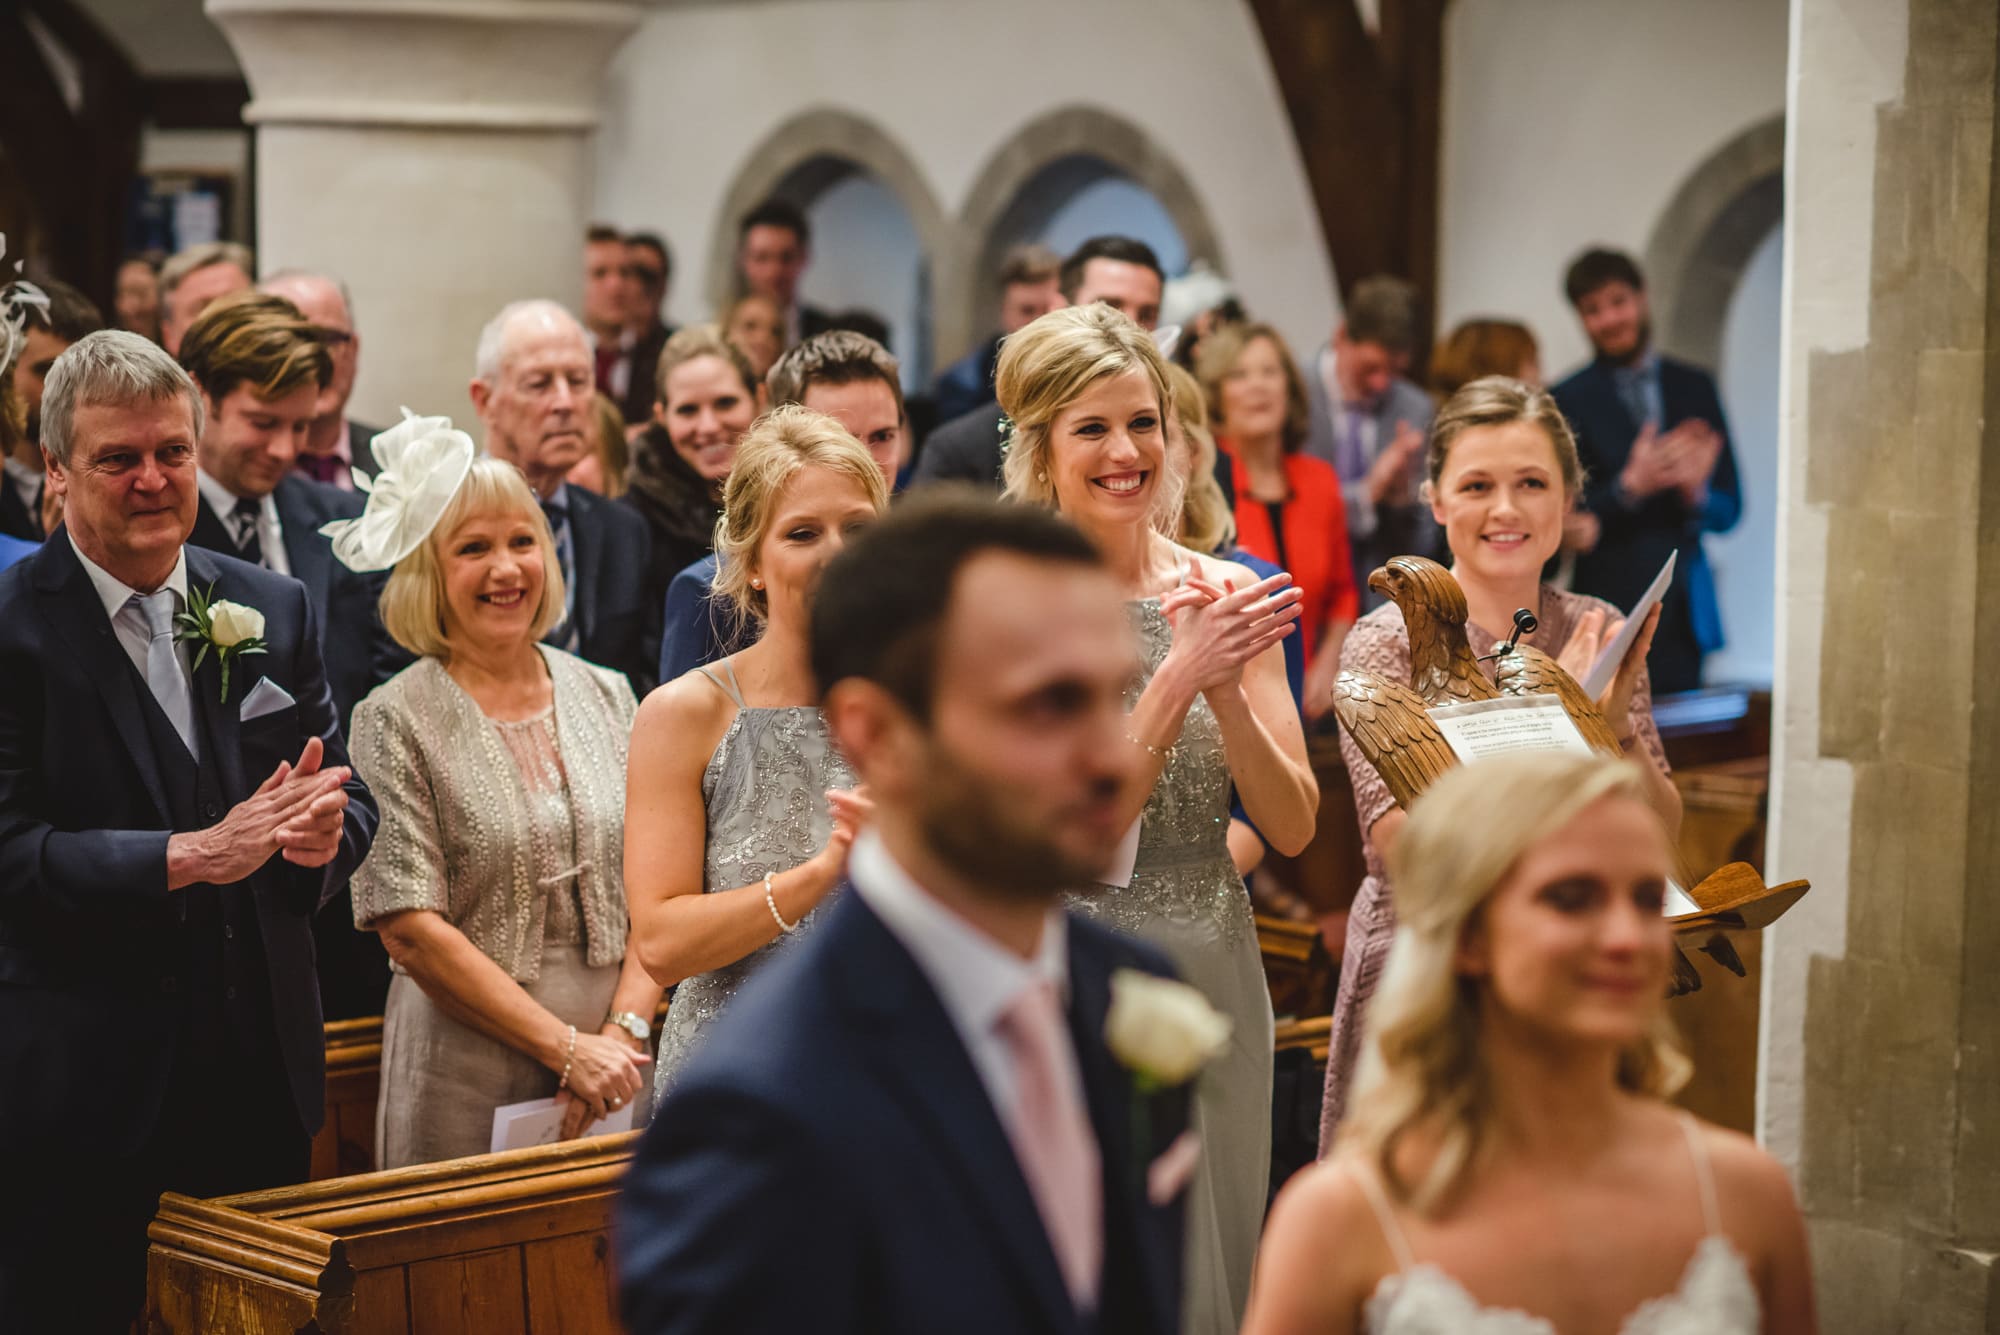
xmin=1761 ymin=0 xmax=1999 ymax=1328
xmin=207 ymin=0 xmax=640 ymax=426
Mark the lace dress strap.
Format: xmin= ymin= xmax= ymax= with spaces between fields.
xmin=1675 ymin=1112 xmax=1723 ymax=1235
xmin=1344 ymin=1160 xmax=1418 ymax=1272
xmin=695 ymin=658 xmax=748 ymax=707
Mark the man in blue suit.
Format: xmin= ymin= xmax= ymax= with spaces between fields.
xmin=619 ymin=496 xmax=1191 ymax=1335
xmin=1552 ymin=248 xmax=1742 ymax=693
xmin=0 ymin=331 xmax=377 ymax=1331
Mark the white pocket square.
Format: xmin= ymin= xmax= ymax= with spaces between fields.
xmin=239 ymin=677 xmax=296 ymax=722
xmin=1146 ymin=1129 xmax=1201 ymax=1206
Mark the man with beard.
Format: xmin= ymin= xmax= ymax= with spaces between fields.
xmin=471 ymin=298 xmax=653 ymax=692
xmin=1552 ymin=248 xmax=1741 ymax=692
xmin=619 ymin=495 xmax=1192 ymax=1335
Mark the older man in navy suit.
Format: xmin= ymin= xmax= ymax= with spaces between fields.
xmin=0 ymin=331 xmax=377 ymax=1332
xmin=618 ymin=496 xmax=1194 ymax=1335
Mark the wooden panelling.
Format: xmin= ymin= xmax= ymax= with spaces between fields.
xmin=523 ymin=1231 xmax=623 ymax=1334
xmin=408 ymin=1247 xmax=527 ymax=1335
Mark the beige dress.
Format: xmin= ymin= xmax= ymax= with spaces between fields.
xmin=349 ymin=647 xmax=640 ymax=1169
xmin=1316 ymin=586 xmax=1670 ymax=1152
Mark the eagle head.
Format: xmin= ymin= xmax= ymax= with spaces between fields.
xmin=1366 ymin=555 xmax=1468 ymax=627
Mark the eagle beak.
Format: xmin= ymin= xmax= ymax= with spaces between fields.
xmin=1367 ymin=566 xmax=1394 ymax=599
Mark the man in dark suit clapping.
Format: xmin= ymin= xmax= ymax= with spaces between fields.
xmin=619 ymin=496 xmax=1197 ymax=1335
xmin=0 ymin=331 xmax=377 ymax=1331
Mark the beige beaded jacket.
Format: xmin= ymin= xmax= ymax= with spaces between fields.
xmin=347 ymin=646 xmax=638 ymax=981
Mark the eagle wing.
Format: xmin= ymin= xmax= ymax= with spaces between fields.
xmin=1492 ymin=643 xmax=1623 ymax=756
xmin=1330 ymin=669 xmax=1462 ymax=811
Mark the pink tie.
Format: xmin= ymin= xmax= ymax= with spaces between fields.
xmin=994 ymin=979 xmax=1102 ymax=1311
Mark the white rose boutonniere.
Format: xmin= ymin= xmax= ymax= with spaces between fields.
xmin=174 ymin=584 xmax=269 ymax=703
xmin=1105 ymin=968 xmax=1233 ymax=1093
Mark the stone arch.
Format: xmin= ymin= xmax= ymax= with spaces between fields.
xmin=940 ymin=104 xmax=1227 ymax=365
xmin=704 ymin=107 xmax=955 ymax=369
xmin=1643 ymin=115 xmax=1785 ymax=368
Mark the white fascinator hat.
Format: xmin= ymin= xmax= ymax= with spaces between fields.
xmin=319 ymin=409 xmax=476 ymax=572
xmin=0 ymin=234 xmax=50 ymax=376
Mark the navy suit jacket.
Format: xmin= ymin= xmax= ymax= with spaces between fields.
xmin=656 ymin=552 xmax=755 ymax=685
xmin=1553 ymin=355 xmax=1741 ymax=652
xmin=0 ymin=477 xmax=39 ymax=543
xmin=0 ymin=535 xmax=376 ymax=1149
xmin=189 ymin=474 xmax=403 ymax=727
xmin=617 ymin=889 xmax=1187 ymax=1335
xmin=566 ymin=483 xmax=655 ymax=695
xmin=911 ymin=401 xmax=1008 ymax=491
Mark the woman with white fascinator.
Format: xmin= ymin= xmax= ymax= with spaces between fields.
xmin=331 ymin=412 xmax=663 ymax=1169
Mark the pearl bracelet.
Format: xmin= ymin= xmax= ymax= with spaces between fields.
xmin=1126 ymin=731 xmax=1176 ymax=761
xmin=765 ymin=871 xmax=800 ymax=933
xmin=556 ymin=1024 xmax=577 ymax=1090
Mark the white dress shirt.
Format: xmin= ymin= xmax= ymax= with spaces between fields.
xmin=847 ymin=831 xmax=1090 ymax=1134
xmin=197 ymin=469 xmax=291 ymax=576
xmin=67 ymin=532 xmax=192 ymax=680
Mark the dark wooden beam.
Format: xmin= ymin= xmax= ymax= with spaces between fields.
xmin=146 ymin=77 xmax=250 ymax=131
xmin=1246 ymin=0 xmax=1447 ymax=348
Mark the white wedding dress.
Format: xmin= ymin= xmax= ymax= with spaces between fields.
xmin=1351 ymin=1114 xmax=1761 ymax=1335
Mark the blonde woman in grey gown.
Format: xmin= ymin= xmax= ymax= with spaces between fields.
xmin=626 ymin=406 xmax=889 ymax=1099
xmin=996 ymin=305 xmax=1320 ymax=1334
xmin=344 ymin=453 xmax=662 ymax=1169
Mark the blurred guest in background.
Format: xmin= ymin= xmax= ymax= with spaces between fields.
xmin=1249 ymin=753 xmax=1814 ymax=1335
xmin=114 ymin=253 xmax=162 ymax=342
xmin=622 ymin=231 xmax=677 ymax=425
xmin=627 ymin=326 xmax=759 ymax=677
xmin=722 ymin=292 xmax=787 ymax=386
xmin=573 ymin=390 xmax=632 ymax=498
xmin=1199 ymin=321 xmax=1357 ymax=717
xmin=4 ymin=278 xmax=104 ymax=540
xmin=1429 ymin=318 xmax=1541 ymax=397
xmin=1305 ymin=276 xmax=1438 ymax=604
xmin=585 ymin=224 xmax=643 ymax=408
xmin=627 ymin=406 xmax=887 ymax=1095
xmin=1553 ymin=248 xmax=1741 ymax=693
xmin=735 ymin=200 xmax=831 ymax=344
xmin=262 ymin=269 xmax=380 ymax=490
xmin=472 ymin=299 xmax=654 ymax=693
xmin=929 ymin=243 xmax=1064 ymax=423
xmin=159 ymin=241 xmax=254 ymax=357
xmin=347 ymin=447 xmax=661 ymax=1167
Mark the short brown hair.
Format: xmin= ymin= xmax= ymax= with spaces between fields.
xmin=1343 ymin=275 xmax=1421 ymax=355
xmin=1424 ymin=376 xmax=1584 ymax=500
xmin=585 ymin=222 xmax=622 ymax=247
xmin=654 ymin=324 xmax=758 ymax=407
xmin=177 ymin=290 xmax=331 ymax=403
xmin=1430 ymin=320 xmax=1540 ymax=398
xmin=765 ymin=330 xmax=905 ymax=422
xmin=997 ymin=244 xmax=1061 ymax=291
xmin=1194 ymin=322 xmax=1312 ymax=453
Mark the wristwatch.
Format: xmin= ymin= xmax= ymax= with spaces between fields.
xmin=606 ymin=1010 xmax=652 ymax=1042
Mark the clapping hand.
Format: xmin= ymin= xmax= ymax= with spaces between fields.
xmin=1365 ymin=421 xmax=1425 ymax=505
xmin=167 ymin=736 xmax=353 ymax=889
xmin=1160 ymin=562 xmax=1302 ymax=694
xmin=1557 ymin=604 xmax=1660 ymax=742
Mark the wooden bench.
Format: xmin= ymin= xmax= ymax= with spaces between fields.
xmin=148 ymin=1134 xmax=635 ymax=1334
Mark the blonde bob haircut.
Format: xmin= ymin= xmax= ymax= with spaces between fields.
xmin=379 ymin=458 xmax=567 ymax=659
xmin=997 ymin=303 xmax=1174 ymax=524
xmin=711 ymin=403 xmax=891 ymax=626
xmin=1339 ymin=751 xmax=1690 ymax=1213
xmin=1161 ymin=361 xmax=1236 ymax=555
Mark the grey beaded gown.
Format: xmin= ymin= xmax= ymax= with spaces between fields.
xmin=651 ymin=661 xmax=853 ymax=1099
xmin=1070 ymin=598 xmax=1275 ymax=1335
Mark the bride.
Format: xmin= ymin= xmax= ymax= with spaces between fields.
xmin=997 ymin=302 xmax=1318 ymax=1332
xmin=1241 ymin=752 xmax=1815 ymax=1335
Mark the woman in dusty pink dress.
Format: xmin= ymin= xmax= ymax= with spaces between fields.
xmin=1318 ymin=376 xmax=1682 ymax=1152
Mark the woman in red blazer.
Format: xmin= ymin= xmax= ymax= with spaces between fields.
xmin=1199 ymin=322 xmax=1359 ymax=718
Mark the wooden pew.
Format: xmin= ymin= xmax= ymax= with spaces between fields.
xmin=1258 ymin=914 xmax=1335 ymax=1020
xmin=147 ymin=1134 xmax=635 ymax=1334
xmin=311 ymin=1016 xmax=382 ymax=1181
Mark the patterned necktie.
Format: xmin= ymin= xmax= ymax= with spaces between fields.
xmin=1338 ymin=402 xmax=1371 ymax=483
xmin=231 ymin=495 xmax=265 ymax=567
xmin=539 ymin=495 xmax=579 ymax=650
xmin=127 ymin=590 xmax=196 ymax=757
xmin=994 ymin=979 xmax=1102 ymax=1311
xmin=296 ymin=453 xmax=344 ymax=486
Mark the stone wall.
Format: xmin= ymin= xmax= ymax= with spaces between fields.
xmin=1762 ymin=0 xmax=2000 ymax=1328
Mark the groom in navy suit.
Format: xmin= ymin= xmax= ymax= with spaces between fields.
xmin=0 ymin=331 xmax=377 ymax=1332
xmin=618 ymin=496 xmax=1192 ymax=1335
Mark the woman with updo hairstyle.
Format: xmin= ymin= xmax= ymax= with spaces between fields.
xmin=999 ymin=302 xmax=1320 ymax=1331
xmin=1317 ymin=375 xmax=1683 ymax=1150
xmin=627 ymin=325 xmax=762 ymax=675
xmin=1197 ymin=321 xmax=1359 ymax=716
xmin=625 ymin=404 xmax=887 ymax=1096
xmin=1246 ymin=753 xmax=1815 ymax=1335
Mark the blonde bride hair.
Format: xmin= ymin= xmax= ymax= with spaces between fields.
xmin=1339 ymin=751 xmax=1691 ymax=1212
xmin=995 ymin=303 xmax=1176 ymax=534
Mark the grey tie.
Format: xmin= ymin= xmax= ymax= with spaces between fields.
xmin=129 ymin=590 xmax=197 ymax=757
